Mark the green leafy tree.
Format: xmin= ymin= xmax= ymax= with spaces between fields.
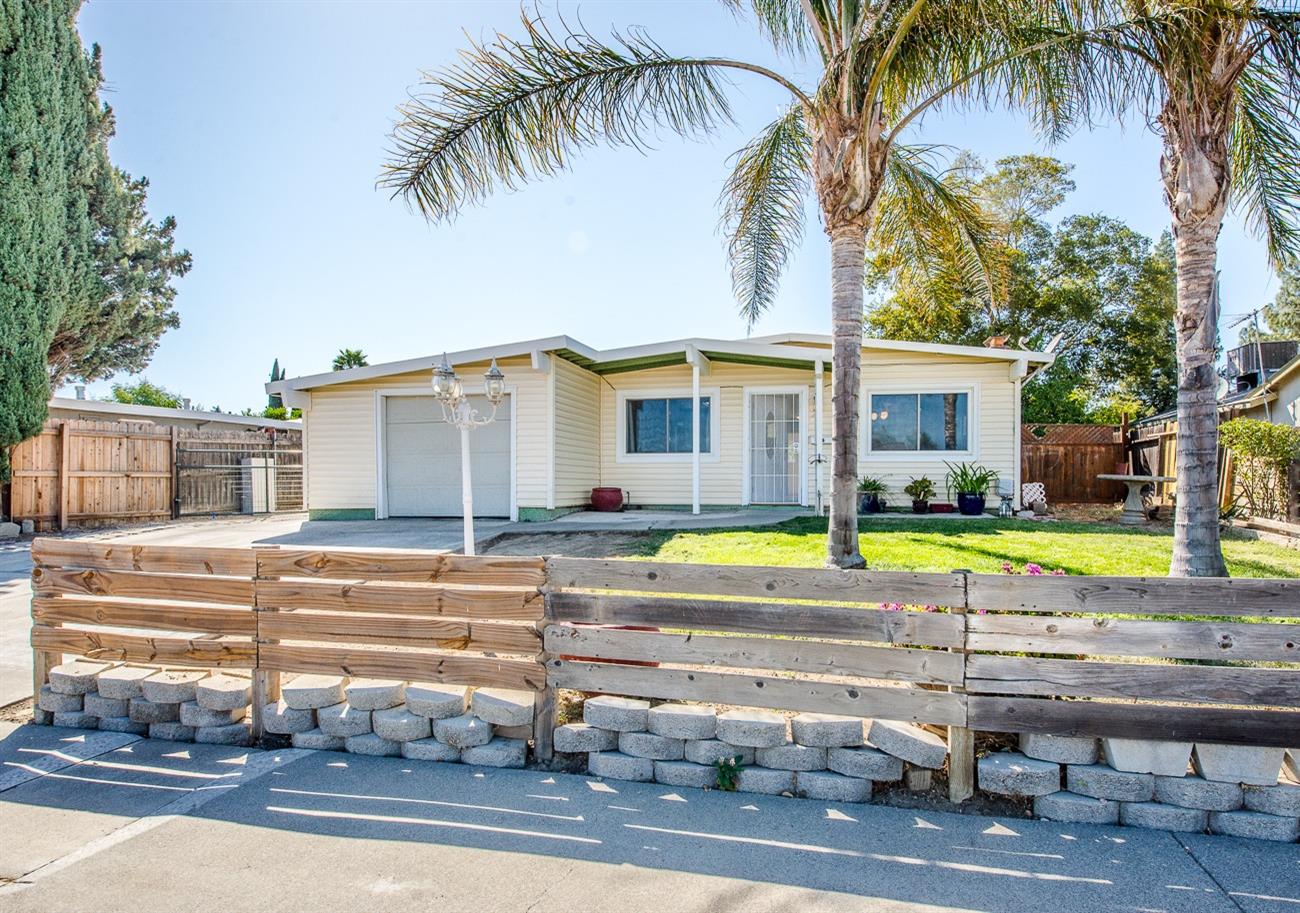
xmin=0 ymin=0 xmax=100 ymax=476
xmin=107 ymin=379 xmax=183 ymax=409
xmin=379 ymin=3 xmax=1091 ymax=567
xmin=332 ymin=348 xmax=368 ymax=371
xmin=868 ymin=155 xmax=1178 ymax=423
xmin=1074 ymin=1 xmax=1300 ymax=576
xmin=1240 ymin=267 xmax=1300 ymax=342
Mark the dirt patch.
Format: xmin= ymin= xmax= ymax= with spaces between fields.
xmin=480 ymin=530 xmax=663 ymax=558
xmin=1 ymin=698 xmax=34 ymax=725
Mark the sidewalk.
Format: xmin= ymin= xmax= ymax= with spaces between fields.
xmin=1 ymin=722 xmax=1295 ymax=912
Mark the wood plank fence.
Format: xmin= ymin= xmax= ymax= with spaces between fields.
xmin=1020 ymin=424 xmax=1126 ymax=504
xmin=30 ymin=541 xmax=1300 ymax=801
xmin=7 ymin=420 xmax=302 ymax=531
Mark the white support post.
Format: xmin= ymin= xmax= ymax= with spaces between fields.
xmin=691 ymin=361 xmax=701 ymax=515
xmin=460 ymin=422 xmax=475 ymax=556
xmin=814 ymin=359 xmax=825 ymax=516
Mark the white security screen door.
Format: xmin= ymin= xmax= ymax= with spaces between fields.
xmin=749 ymin=392 xmax=801 ymax=504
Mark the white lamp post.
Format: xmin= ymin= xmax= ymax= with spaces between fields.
xmin=431 ymin=354 xmax=506 ymax=556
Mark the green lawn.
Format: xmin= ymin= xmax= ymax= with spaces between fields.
xmin=633 ymin=516 xmax=1300 ymax=577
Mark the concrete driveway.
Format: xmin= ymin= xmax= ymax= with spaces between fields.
xmin=1 ymin=721 xmax=1295 ymax=913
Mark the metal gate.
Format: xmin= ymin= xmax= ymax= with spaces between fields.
xmin=176 ymin=432 xmax=303 ymax=517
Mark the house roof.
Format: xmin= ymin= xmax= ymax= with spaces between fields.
xmin=1221 ymin=350 xmax=1300 ymax=413
xmin=49 ymin=396 xmax=301 ymax=431
xmin=266 ymin=332 xmax=1054 ymax=395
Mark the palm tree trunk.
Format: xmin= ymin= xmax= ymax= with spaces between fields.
xmin=827 ymin=223 xmax=866 ymax=569
xmin=1170 ymin=220 xmax=1228 ymax=577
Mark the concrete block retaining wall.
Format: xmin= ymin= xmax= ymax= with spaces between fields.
xmin=979 ymin=735 xmax=1300 ymax=843
xmin=32 ymin=659 xmax=1300 ymax=844
xmin=34 ymin=659 xmax=535 ymax=767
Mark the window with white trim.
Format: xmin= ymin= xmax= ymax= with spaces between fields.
xmin=869 ymin=392 xmax=970 ymax=452
xmin=625 ymin=396 xmax=712 ymax=454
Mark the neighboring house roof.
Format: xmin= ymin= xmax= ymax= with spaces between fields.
xmin=48 ymin=396 xmax=301 ymax=431
xmin=267 ymin=332 xmax=1054 ymax=396
xmin=1222 ymin=351 xmax=1300 ymax=413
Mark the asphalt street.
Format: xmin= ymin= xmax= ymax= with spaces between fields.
xmin=0 ymin=721 xmax=1296 ymax=913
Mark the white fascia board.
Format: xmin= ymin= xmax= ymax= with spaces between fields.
xmin=48 ymin=396 xmax=300 ymax=430
xmin=744 ymin=331 xmax=1054 ymax=364
xmin=267 ymin=334 xmax=593 ymax=394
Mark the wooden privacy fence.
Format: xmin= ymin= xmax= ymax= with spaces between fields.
xmin=1020 ymin=423 xmax=1126 ymax=504
xmin=30 ymin=541 xmax=1300 ymax=783
xmin=7 ymin=420 xmax=302 ymax=531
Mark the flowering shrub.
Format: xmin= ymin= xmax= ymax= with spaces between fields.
xmin=879 ymin=562 xmax=1066 ymax=614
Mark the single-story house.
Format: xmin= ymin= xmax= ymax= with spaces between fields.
xmin=1220 ymin=349 xmax=1300 ymax=427
xmin=265 ymin=333 xmax=1053 ymax=521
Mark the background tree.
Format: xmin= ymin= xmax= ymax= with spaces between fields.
xmin=0 ymin=0 xmax=100 ymax=477
xmin=107 ymin=379 xmax=183 ymax=409
xmin=332 ymin=348 xmax=368 ymax=371
xmin=1239 ymin=267 xmax=1300 ymax=342
xmin=1076 ymin=1 xmax=1300 ymax=576
xmin=867 ymin=154 xmax=1178 ymax=423
xmin=267 ymin=358 xmax=286 ymax=409
xmin=380 ymin=3 xmax=1086 ymax=567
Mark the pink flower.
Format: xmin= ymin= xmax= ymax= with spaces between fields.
xmin=1051 ymin=568 xmax=1066 ymax=576
xmin=923 ymin=604 xmax=939 ymax=613
xmin=1000 ymin=561 xmax=1014 ymax=575
xmin=1025 ymin=563 xmax=1044 ymax=575
xmin=976 ymin=608 xmax=988 ymax=615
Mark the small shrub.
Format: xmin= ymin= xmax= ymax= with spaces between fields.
xmin=1219 ymin=418 xmax=1300 ymax=521
xmin=714 ymin=754 xmax=744 ymax=790
xmin=904 ymin=476 xmax=936 ymax=500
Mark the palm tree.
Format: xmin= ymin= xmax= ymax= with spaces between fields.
xmin=332 ymin=348 xmax=369 ymax=371
xmin=1076 ymin=2 xmax=1300 ymax=576
xmin=381 ymin=3 xmax=1081 ymax=567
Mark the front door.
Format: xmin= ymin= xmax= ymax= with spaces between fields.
xmin=748 ymin=392 xmax=802 ymax=504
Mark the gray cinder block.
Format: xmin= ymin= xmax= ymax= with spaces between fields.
xmin=583 ymin=696 xmax=650 ymax=732
xmin=588 ymin=751 xmax=654 ymax=782
xmin=553 ymin=723 xmax=619 ymax=754
xmin=868 ymin=720 xmax=947 ymax=769
xmin=979 ymin=752 xmax=1062 ymax=798
xmin=716 ymin=709 xmax=788 ymax=748
xmin=647 ymin=704 xmax=716 ymax=740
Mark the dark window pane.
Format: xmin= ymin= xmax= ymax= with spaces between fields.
xmin=627 ymin=396 xmax=711 ymax=454
xmin=871 ymin=394 xmax=918 ymax=451
xmin=627 ymin=398 xmax=667 ymax=453
xmin=918 ymin=392 xmax=968 ymax=451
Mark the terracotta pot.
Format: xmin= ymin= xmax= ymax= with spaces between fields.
xmin=590 ymin=487 xmax=626 ymax=512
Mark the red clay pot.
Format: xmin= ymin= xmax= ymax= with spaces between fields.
xmin=590 ymin=487 xmax=627 ymax=511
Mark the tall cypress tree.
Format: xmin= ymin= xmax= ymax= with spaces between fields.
xmin=0 ymin=0 xmax=99 ymax=476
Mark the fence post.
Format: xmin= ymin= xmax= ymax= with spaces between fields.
xmin=57 ymin=422 xmax=70 ymax=531
xmin=947 ymin=569 xmax=975 ymax=804
xmin=30 ymin=542 xmax=60 ymax=701
xmin=531 ymin=559 xmax=557 ymax=763
xmin=170 ymin=426 xmax=180 ymax=520
xmin=250 ymin=545 xmax=281 ymax=742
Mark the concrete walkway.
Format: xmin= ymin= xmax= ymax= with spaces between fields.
xmin=0 ymin=722 xmax=1295 ymax=912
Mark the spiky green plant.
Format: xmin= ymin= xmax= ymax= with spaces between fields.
xmin=380 ymin=3 xmax=1093 ymax=568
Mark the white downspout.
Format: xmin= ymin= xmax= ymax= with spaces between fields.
xmin=814 ymin=359 xmax=825 ymax=516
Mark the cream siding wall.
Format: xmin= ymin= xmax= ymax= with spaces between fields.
xmin=301 ymin=356 xmax=549 ymax=514
xmin=552 ymin=358 xmax=601 ymax=506
xmin=600 ymin=362 xmax=822 ymax=507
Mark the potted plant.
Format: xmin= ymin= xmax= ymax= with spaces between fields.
xmin=903 ymin=476 xmax=935 ymax=514
xmin=858 ymin=476 xmax=887 ymax=513
xmin=944 ymin=462 xmax=998 ymax=516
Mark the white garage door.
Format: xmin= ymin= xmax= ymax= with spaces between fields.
xmin=384 ymin=395 xmax=511 ymax=517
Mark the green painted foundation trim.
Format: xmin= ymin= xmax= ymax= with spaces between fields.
xmin=308 ymin=508 xmax=377 ymax=521
xmin=517 ymin=506 xmax=585 ymax=522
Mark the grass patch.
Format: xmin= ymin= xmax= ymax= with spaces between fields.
xmin=629 ymin=516 xmax=1300 ymax=578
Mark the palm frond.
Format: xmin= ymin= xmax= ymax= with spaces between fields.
xmin=1231 ymin=60 xmax=1300 ymax=268
xmin=868 ymin=144 xmax=1004 ymax=311
xmin=720 ymin=104 xmax=813 ymax=327
xmin=381 ymin=15 xmax=738 ymax=220
xmin=719 ymin=0 xmax=817 ymax=57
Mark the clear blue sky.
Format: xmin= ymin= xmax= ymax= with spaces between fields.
xmin=70 ymin=0 xmax=1280 ymax=412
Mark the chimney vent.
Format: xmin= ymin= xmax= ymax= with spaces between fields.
xmin=74 ymin=385 xmax=85 ymax=400
xmin=182 ymin=398 xmax=191 ymax=410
